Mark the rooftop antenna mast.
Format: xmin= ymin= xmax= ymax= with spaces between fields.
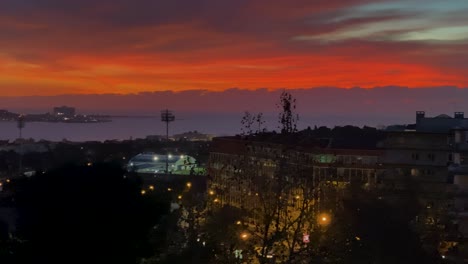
xmin=161 ymin=109 xmax=175 ymax=174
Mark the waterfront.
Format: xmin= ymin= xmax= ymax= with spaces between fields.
xmin=0 ymin=116 xmax=235 ymax=142
xmin=0 ymin=114 xmax=406 ymax=142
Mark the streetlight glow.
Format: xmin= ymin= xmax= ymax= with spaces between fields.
xmin=318 ymin=213 xmax=331 ymax=226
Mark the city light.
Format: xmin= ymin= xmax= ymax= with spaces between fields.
xmin=168 ymin=154 xmax=173 ymax=159
xmin=209 ymin=190 xmax=214 ymax=195
xmin=178 ymin=195 xmax=182 ymax=199
xmin=180 ymin=155 xmax=185 ymax=159
xmin=167 ymin=188 xmax=172 ymax=191
xmin=186 ymin=182 xmax=192 ymax=188
xmin=318 ymin=213 xmax=331 ymax=226
xmin=149 ymin=185 xmax=154 ymax=191
xmin=214 ymin=198 xmax=219 ymax=203
xmin=6 ymin=179 xmax=10 ymax=183
xmin=240 ymin=232 xmax=248 ymax=240
xmin=153 ymin=156 xmax=159 ymax=161
xmin=236 ymin=220 xmax=241 ymax=225
xmin=141 ymin=190 xmax=146 ymax=195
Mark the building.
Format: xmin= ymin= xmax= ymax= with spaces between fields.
xmin=208 ymin=110 xmax=468 ymax=259
xmin=416 ymin=111 xmax=468 ymax=133
xmin=173 ymin=131 xmax=215 ymax=141
xmin=208 ymin=136 xmax=381 ymax=215
xmin=207 ymin=136 xmax=383 ymax=260
xmin=53 ymin=106 xmax=76 ymax=117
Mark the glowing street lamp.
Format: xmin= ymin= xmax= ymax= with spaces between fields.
xmin=186 ymin=182 xmax=192 ymax=188
xmin=240 ymin=232 xmax=249 ymax=240
xmin=318 ymin=213 xmax=331 ymax=226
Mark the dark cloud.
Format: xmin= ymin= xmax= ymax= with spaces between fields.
xmin=1 ymin=0 xmax=468 ymax=95
xmin=1 ymin=87 xmax=467 ymax=120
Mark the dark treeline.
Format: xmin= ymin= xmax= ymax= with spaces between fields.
xmin=0 ymin=139 xmax=211 ymax=177
xmin=239 ymin=125 xmax=386 ymax=149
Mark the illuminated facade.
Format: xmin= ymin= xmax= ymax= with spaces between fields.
xmin=208 ymin=137 xmax=381 ymax=214
xmin=127 ymin=153 xmax=197 ymax=174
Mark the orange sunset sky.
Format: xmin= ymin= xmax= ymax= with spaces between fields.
xmin=1 ymin=0 xmax=468 ymax=97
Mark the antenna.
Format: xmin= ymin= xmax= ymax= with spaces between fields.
xmin=161 ymin=109 xmax=175 ymax=174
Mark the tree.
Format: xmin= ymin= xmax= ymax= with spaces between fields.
xmin=255 ymin=113 xmax=266 ymax=134
xmin=213 ymin=143 xmax=318 ymax=263
xmin=241 ymin=111 xmax=255 ymax=136
xmin=277 ymin=91 xmax=298 ymax=134
xmin=241 ymin=111 xmax=267 ymax=136
xmin=312 ymin=183 xmax=441 ymax=264
xmin=13 ymin=163 xmax=169 ymax=264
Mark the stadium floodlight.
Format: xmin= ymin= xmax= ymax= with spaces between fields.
xmin=161 ymin=109 xmax=175 ymax=173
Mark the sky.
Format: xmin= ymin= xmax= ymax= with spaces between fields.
xmin=1 ymin=0 xmax=468 ymax=98
xmin=1 ymin=0 xmax=468 ymax=128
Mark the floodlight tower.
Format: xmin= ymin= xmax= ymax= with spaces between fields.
xmin=17 ymin=115 xmax=25 ymax=175
xmin=17 ymin=115 xmax=25 ymax=139
xmin=161 ymin=109 xmax=175 ymax=174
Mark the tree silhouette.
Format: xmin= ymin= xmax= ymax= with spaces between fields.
xmin=241 ymin=111 xmax=255 ymax=136
xmin=277 ymin=90 xmax=298 ymax=134
xmin=13 ymin=163 xmax=169 ymax=264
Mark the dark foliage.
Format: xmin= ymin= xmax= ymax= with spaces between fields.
xmin=12 ymin=163 xmax=169 ymax=264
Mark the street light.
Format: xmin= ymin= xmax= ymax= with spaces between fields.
xmin=318 ymin=213 xmax=331 ymax=226
xmin=186 ymin=182 xmax=192 ymax=188
xmin=240 ymin=232 xmax=248 ymax=240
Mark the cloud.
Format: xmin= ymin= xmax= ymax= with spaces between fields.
xmin=0 ymin=0 xmax=468 ymax=95
xmin=1 ymin=87 xmax=467 ymax=122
